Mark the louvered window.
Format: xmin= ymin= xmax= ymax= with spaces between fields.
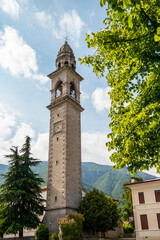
xmin=155 ymin=190 xmax=160 ymax=202
xmin=138 ymin=192 xmax=145 ymax=204
xmin=140 ymin=215 xmax=149 ymax=230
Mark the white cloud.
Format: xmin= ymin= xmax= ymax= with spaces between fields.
xmin=92 ymin=87 xmax=111 ymax=112
xmin=0 ymin=0 xmax=19 ymax=18
xmin=0 ymin=104 xmax=15 ymax=139
xmin=35 ymin=10 xmax=85 ymax=48
xmin=0 ymin=26 xmax=49 ymax=85
xmin=0 ymin=104 xmax=49 ymax=164
xmin=11 ymin=123 xmax=35 ymax=147
xmin=35 ymin=11 xmax=55 ymax=29
xmin=59 ymin=10 xmax=85 ymax=48
xmin=82 ymin=131 xmax=114 ymax=166
xmin=32 ymin=133 xmax=49 ymax=161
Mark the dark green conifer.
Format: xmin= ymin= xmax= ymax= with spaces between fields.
xmin=0 ymin=136 xmax=44 ymax=237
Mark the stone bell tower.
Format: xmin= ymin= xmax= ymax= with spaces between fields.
xmin=43 ymin=41 xmax=84 ymax=233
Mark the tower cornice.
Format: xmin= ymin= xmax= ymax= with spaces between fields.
xmin=47 ymin=95 xmax=84 ymax=112
xmin=47 ymin=65 xmax=83 ymax=82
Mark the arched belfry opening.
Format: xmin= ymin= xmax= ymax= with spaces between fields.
xmin=55 ymin=81 xmax=62 ymax=98
xmin=70 ymin=82 xmax=76 ymax=98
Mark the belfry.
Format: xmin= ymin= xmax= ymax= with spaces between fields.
xmin=43 ymin=41 xmax=84 ymax=232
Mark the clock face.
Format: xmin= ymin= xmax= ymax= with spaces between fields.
xmin=54 ymin=121 xmax=62 ymax=134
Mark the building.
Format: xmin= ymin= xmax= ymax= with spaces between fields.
xmin=43 ymin=41 xmax=84 ymax=233
xmin=126 ymin=177 xmax=160 ymax=240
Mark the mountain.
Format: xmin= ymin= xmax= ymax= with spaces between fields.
xmin=0 ymin=161 xmax=48 ymax=186
xmin=0 ymin=162 xmax=156 ymax=200
xmin=82 ymin=162 xmax=155 ymax=200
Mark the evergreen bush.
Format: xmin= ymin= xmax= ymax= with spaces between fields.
xmin=35 ymin=224 xmax=50 ymax=240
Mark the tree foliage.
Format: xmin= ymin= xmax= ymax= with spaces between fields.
xmin=121 ymin=177 xmax=142 ymax=221
xmin=79 ymin=0 xmax=160 ymax=173
xmin=79 ymin=188 xmax=119 ymax=233
xmin=35 ymin=224 xmax=50 ymax=240
xmin=0 ymin=136 xmax=44 ymax=237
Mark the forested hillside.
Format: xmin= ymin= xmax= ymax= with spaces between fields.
xmin=0 ymin=162 xmax=155 ymax=200
xmin=82 ymin=162 xmax=155 ymax=200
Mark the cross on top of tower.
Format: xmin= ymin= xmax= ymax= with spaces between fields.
xmin=64 ymin=36 xmax=69 ymax=42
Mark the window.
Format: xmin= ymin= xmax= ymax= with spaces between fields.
xmin=72 ymin=64 xmax=75 ymax=70
xmin=55 ymin=196 xmax=57 ymax=202
xmin=140 ymin=215 xmax=149 ymax=230
xmin=58 ymin=62 xmax=61 ymax=69
xmin=56 ymin=81 xmax=62 ymax=98
xmin=138 ymin=192 xmax=145 ymax=204
xmin=155 ymin=190 xmax=160 ymax=202
xmin=64 ymin=61 xmax=68 ymax=65
xmin=157 ymin=213 xmax=160 ymax=229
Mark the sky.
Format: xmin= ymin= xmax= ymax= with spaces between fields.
xmin=0 ymin=0 xmax=159 ymax=177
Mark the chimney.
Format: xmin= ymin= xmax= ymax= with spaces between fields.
xmin=131 ymin=177 xmax=135 ymax=183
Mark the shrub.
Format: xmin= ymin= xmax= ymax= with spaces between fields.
xmin=50 ymin=232 xmax=59 ymax=240
xmin=58 ymin=213 xmax=84 ymax=240
xmin=35 ymin=224 xmax=50 ymax=240
xmin=123 ymin=223 xmax=134 ymax=233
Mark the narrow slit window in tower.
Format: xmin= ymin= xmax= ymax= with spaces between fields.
xmin=72 ymin=64 xmax=75 ymax=71
xmin=58 ymin=62 xmax=61 ymax=69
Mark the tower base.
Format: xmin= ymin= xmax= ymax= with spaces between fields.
xmin=43 ymin=207 xmax=78 ymax=233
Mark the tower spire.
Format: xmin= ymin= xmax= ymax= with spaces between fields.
xmin=56 ymin=41 xmax=76 ymax=71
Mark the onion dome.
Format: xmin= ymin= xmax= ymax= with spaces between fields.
xmin=56 ymin=41 xmax=76 ymax=71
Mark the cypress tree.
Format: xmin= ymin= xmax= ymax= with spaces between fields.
xmin=0 ymin=136 xmax=44 ymax=237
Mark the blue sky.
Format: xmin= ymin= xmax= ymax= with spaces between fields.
xmin=0 ymin=0 xmax=159 ymax=177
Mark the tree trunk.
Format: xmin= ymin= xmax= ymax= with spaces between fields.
xmin=19 ymin=228 xmax=23 ymax=238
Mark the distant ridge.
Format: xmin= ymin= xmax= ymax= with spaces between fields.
xmin=82 ymin=162 xmax=155 ymax=200
xmin=0 ymin=161 xmax=156 ymax=200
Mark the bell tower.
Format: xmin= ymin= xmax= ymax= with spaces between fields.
xmin=43 ymin=41 xmax=84 ymax=233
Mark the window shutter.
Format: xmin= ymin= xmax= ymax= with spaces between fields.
xmin=157 ymin=214 xmax=160 ymax=229
xmin=138 ymin=192 xmax=145 ymax=204
xmin=155 ymin=190 xmax=160 ymax=202
xmin=140 ymin=215 xmax=149 ymax=230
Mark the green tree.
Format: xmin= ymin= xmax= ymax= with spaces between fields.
xmin=0 ymin=136 xmax=44 ymax=237
xmin=80 ymin=0 xmax=160 ymax=173
xmin=79 ymin=188 xmax=119 ymax=233
xmin=121 ymin=177 xmax=142 ymax=221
